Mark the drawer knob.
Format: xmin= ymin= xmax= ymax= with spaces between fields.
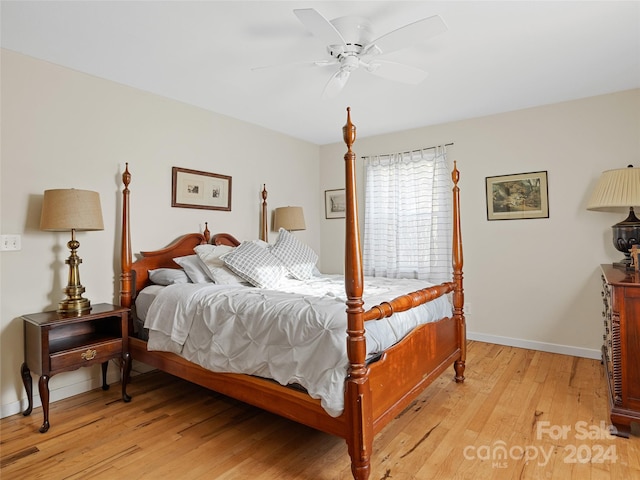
xmin=81 ymin=349 xmax=97 ymax=361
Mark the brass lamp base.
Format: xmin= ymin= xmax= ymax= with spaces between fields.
xmin=57 ymin=293 xmax=91 ymax=316
xmin=57 ymin=232 xmax=92 ymax=316
xmin=58 ymin=300 xmax=91 ymax=316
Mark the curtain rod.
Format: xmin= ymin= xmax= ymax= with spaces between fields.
xmin=361 ymin=142 xmax=454 ymax=159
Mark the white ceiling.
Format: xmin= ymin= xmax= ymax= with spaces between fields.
xmin=2 ymin=1 xmax=639 ymax=145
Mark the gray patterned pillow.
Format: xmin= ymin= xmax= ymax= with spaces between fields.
xmin=270 ymin=228 xmax=318 ymax=280
xmin=148 ymin=268 xmax=191 ymax=285
xmin=221 ymin=241 xmax=287 ymax=288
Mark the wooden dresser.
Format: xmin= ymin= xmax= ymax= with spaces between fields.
xmin=600 ymin=264 xmax=640 ymax=437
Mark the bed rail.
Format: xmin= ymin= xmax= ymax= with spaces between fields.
xmin=364 ymin=282 xmax=455 ymax=321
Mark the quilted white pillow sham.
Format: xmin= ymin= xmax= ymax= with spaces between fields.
xmin=221 ymin=241 xmax=288 ymax=288
xmin=270 ymin=228 xmax=318 ymax=280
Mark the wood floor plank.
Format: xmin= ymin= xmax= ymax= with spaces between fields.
xmin=1 ymin=341 xmax=638 ymax=480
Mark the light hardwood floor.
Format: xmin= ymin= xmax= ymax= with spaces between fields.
xmin=1 ymin=341 xmax=639 ymax=480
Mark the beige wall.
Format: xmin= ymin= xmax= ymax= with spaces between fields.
xmin=2 ymin=47 xmax=638 ymax=419
xmin=0 ymin=50 xmax=320 ymax=417
xmin=319 ymin=89 xmax=640 ymax=357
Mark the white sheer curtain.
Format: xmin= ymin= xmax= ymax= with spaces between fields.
xmin=363 ymin=146 xmax=452 ymax=284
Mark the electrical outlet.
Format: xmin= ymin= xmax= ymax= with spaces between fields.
xmin=465 ymin=302 xmax=472 ymax=315
xmin=0 ymin=234 xmax=21 ymax=251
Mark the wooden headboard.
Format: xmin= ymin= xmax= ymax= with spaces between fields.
xmin=211 ymin=233 xmax=241 ymax=247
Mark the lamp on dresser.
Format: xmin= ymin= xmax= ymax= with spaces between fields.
xmin=587 ymin=165 xmax=640 ymax=268
xmin=274 ymin=206 xmax=306 ymax=232
xmin=40 ymin=188 xmax=104 ymax=315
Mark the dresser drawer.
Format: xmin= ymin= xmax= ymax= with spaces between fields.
xmin=50 ymin=338 xmax=122 ymax=371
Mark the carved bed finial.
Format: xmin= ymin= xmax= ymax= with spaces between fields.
xmin=122 ymin=162 xmax=131 ymax=189
xmin=343 ymin=107 xmax=356 ymax=149
xmin=203 ymin=222 xmax=210 ymax=243
xmin=452 ymin=160 xmax=460 ymax=185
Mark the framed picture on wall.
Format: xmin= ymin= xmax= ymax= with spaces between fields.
xmin=485 ymin=171 xmax=549 ymax=220
xmin=325 ymin=189 xmax=346 ymax=219
xmin=172 ymin=167 xmax=232 ymax=211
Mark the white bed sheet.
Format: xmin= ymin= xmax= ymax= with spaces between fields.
xmin=140 ymin=274 xmax=452 ymax=417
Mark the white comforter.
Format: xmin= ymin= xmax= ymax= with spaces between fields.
xmin=142 ymin=274 xmax=452 ymax=417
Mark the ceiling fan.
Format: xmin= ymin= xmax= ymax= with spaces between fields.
xmin=265 ymin=8 xmax=448 ymax=99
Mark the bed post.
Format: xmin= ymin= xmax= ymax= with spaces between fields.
xmin=451 ymin=162 xmax=466 ymax=382
xmin=120 ymin=163 xmax=133 ymax=311
xmin=343 ymin=108 xmax=372 ymax=480
xmin=261 ymin=184 xmax=268 ymax=242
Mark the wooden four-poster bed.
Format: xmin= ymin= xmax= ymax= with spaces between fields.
xmin=119 ymin=108 xmax=465 ymax=480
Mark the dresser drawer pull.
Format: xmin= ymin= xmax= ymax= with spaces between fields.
xmin=81 ymin=349 xmax=97 ymax=361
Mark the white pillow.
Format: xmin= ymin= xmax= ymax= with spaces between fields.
xmin=173 ymin=255 xmax=213 ymax=284
xmin=194 ymin=244 xmax=248 ymax=285
xmin=148 ymin=268 xmax=191 ymax=285
xmin=221 ymin=241 xmax=287 ymax=289
xmin=270 ymin=228 xmax=318 ymax=280
xmin=251 ymin=239 xmax=270 ymax=249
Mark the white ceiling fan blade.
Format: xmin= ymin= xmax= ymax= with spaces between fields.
xmin=322 ymin=69 xmax=351 ymax=99
xmin=366 ymin=15 xmax=447 ymax=56
xmin=251 ymin=58 xmax=337 ymax=72
xmin=367 ymin=60 xmax=429 ymax=84
xmin=294 ymin=8 xmax=345 ymax=46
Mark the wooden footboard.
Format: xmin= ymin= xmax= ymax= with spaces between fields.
xmin=368 ymin=316 xmax=460 ymax=432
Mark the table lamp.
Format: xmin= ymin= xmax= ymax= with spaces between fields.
xmin=40 ymin=189 xmax=104 ymax=315
xmin=274 ymin=206 xmax=306 ymax=232
xmin=587 ymin=165 xmax=640 ymax=268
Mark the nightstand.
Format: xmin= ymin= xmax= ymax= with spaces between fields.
xmin=20 ymin=303 xmax=132 ymax=433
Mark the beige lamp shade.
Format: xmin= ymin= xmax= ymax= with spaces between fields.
xmin=587 ymin=166 xmax=640 ymax=211
xmin=40 ymin=189 xmax=104 ymax=231
xmin=274 ymin=206 xmax=306 ymax=231
xmin=586 ymin=165 xmax=640 ymax=268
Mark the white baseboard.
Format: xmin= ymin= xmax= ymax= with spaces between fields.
xmin=467 ymin=331 xmax=601 ymax=360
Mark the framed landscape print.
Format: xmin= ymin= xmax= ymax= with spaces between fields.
xmin=325 ymin=189 xmax=346 ymax=219
xmin=485 ymin=171 xmax=548 ymax=220
xmin=172 ymin=167 xmax=232 ymax=211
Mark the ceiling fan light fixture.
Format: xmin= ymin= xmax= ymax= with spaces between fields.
xmin=341 ymin=55 xmax=359 ymax=71
xmin=291 ymin=8 xmax=447 ymax=98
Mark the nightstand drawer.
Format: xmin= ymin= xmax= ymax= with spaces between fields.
xmin=50 ymin=338 xmax=122 ymax=371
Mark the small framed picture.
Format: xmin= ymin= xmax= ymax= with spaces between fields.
xmin=325 ymin=189 xmax=346 ymax=219
xmin=485 ymin=171 xmax=548 ymax=220
xmin=172 ymin=167 xmax=231 ymax=211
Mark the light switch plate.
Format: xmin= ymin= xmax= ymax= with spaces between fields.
xmin=0 ymin=234 xmax=21 ymax=251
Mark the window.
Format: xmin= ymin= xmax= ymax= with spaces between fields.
xmin=363 ymin=147 xmax=452 ymax=284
